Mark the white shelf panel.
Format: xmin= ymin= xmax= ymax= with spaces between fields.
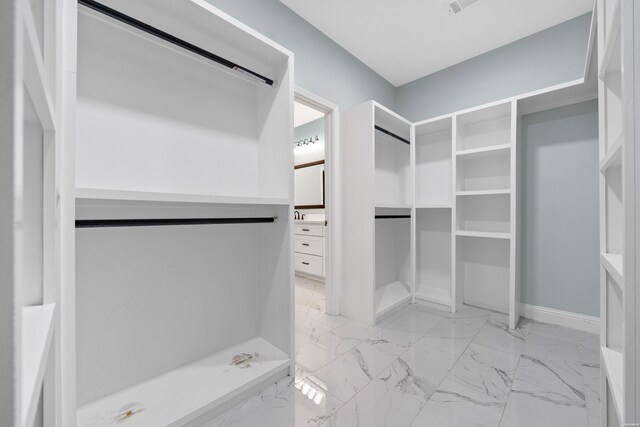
xmin=375 ymin=203 xmax=412 ymax=209
xmin=21 ymin=304 xmax=55 ymax=427
xmin=22 ymin=0 xmax=55 ymax=131
xmin=601 ymin=346 xmax=624 ymax=423
xmin=601 ymin=252 xmax=624 ymax=287
xmin=415 ymin=204 xmax=452 ymax=209
xmin=456 ymin=230 xmax=512 ymax=240
xmin=455 ymin=143 xmax=511 ymax=158
xmin=456 ymin=189 xmax=511 ymax=197
xmin=415 ymin=284 xmax=451 ymax=307
xmin=375 ymin=281 xmax=411 ymax=318
xmin=77 ymin=336 xmax=289 ymax=427
xmin=599 ymin=134 xmax=623 ymax=172
xmin=76 ymin=188 xmax=291 ymax=207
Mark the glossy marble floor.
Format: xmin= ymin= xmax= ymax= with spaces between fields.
xmin=207 ymin=276 xmax=600 ymax=426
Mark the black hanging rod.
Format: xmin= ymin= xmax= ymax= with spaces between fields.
xmin=375 ymin=126 xmax=410 ymax=145
xmin=78 ymin=0 xmax=275 ymax=86
xmin=375 ymin=215 xmax=411 ymax=219
xmin=76 ymin=217 xmax=277 ymax=228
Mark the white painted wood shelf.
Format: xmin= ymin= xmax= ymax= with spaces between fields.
xmin=456 ymin=230 xmax=512 ymax=240
xmin=455 ymin=143 xmax=511 ymax=158
xmin=600 ymin=252 xmax=623 ymax=286
xmin=375 ymin=281 xmax=411 ymax=318
xmin=599 ymin=134 xmax=623 ymax=172
xmin=601 ymin=346 xmax=624 ymax=423
xmin=415 ymin=204 xmax=452 ymax=209
xmin=21 ymin=304 xmax=56 ymax=427
xmin=374 ymin=203 xmax=412 ymax=209
xmin=77 ymin=337 xmax=289 ymax=427
xmin=76 ymin=188 xmax=292 ymax=207
xmin=456 ymin=189 xmax=511 ymax=197
xmin=414 ymin=285 xmax=451 ymax=307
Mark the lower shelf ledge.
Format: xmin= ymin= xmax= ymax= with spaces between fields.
xmin=77 ymin=337 xmax=290 ymax=427
xmin=414 ymin=284 xmax=452 ymax=307
xmin=375 ymin=281 xmax=411 ymax=319
xmin=600 ymin=252 xmax=623 ymax=287
xmin=601 ymin=346 xmax=624 ymax=423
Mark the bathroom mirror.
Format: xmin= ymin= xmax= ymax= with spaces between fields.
xmin=294 ymin=160 xmax=325 ymax=209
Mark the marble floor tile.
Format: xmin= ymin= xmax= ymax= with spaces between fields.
xmin=437 ymin=343 xmax=519 ymax=406
xmin=294 ymin=377 xmax=344 ymax=427
xmin=472 ymin=319 xmax=527 ymax=359
xmin=203 ymin=376 xmax=294 ymax=427
xmin=417 ymin=317 xmax=483 ymax=358
xmin=330 ymin=358 xmax=430 ymax=427
xmin=582 ymin=363 xmax=601 ymax=427
xmin=296 ymin=318 xmax=334 ymax=344
xmin=296 ymin=341 xmax=341 ymax=372
xmin=499 ymin=388 xmax=589 ymax=427
xmin=411 ymin=392 xmax=504 ymax=427
xmin=313 ymin=345 xmax=380 ymax=402
xmin=398 ymin=342 xmax=459 ymax=399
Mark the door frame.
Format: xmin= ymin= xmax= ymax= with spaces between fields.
xmin=294 ymin=87 xmax=340 ymax=316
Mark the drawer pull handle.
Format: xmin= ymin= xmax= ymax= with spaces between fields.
xmin=302 ymin=243 xmax=310 ymax=246
xmin=302 ymin=228 xmax=310 ymax=231
xmin=302 ymin=262 xmax=310 ymax=265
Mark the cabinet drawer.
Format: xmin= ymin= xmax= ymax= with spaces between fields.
xmin=294 ymin=235 xmax=323 ymax=256
xmin=295 ymin=253 xmax=323 ymax=277
xmin=295 ymin=223 xmax=324 ymax=237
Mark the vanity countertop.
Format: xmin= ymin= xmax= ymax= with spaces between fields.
xmin=294 ymin=220 xmax=325 ymax=225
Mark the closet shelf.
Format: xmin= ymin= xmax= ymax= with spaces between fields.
xmin=77 ymin=336 xmax=289 ymax=427
xmin=414 ymin=284 xmax=451 ymax=307
xmin=415 ymin=204 xmax=452 ymax=209
xmin=456 ymin=230 xmax=511 ymax=240
xmin=21 ymin=304 xmax=56 ymax=426
xmin=456 ymin=189 xmax=511 ymax=197
xmin=375 ymin=281 xmax=411 ymax=319
xmin=76 ymin=188 xmax=291 ymax=207
xmin=375 ymin=203 xmax=412 ymax=209
xmin=599 ymin=134 xmax=623 ymax=172
xmin=455 ymin=143 xmax=510 ymax=158
xmin=601 ymin=252 xmax=624 ymax=287
xmin=601 ymin=346 xmax=624 ymax=423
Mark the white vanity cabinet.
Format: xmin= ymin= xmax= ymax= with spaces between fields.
xmin=294 ymin=221 xmax=325 ymax=280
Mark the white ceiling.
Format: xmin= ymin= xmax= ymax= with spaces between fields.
xmin=279 ymin=0 xmax=593 ymax=86
xmin=294 ymin=101 xmax=324 ymax=127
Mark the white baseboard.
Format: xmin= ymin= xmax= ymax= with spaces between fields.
xmin=520 ymin=303 xmax=600 ymax=334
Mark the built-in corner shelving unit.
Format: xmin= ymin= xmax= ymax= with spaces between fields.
xmin=3 ymin=0 xmax=63 ymax=425
xmin=453 ymin=101 xmax=521 ymax=329
xmin=342 ymin=101 xmax=413 ymax=325
xmin=67 ymin=0 xmax=294 ymax=425
xmin=413 ymin=117 xmax=455 ymax=310
xmin=597 ymin=0 xmax=638 ymax=424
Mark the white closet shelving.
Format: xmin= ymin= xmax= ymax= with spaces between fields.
xmin=3 ymin=0 xmax=63 ymax=425
xmin=67 ymin=0 xmax=294 ymax=425
xmin=413 ymin=117 xmax=455 ymax=309
xmin=453 ymin=101 xmax=521 ymax=328
xmin=342 ymin=101 xmax=413 ymax=325
xmin=597 ymin=0 xmax=638 ymax=424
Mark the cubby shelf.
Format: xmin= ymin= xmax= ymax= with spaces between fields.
xmin=601 ymin=346 xmax=624 ymax=423
xmin=601 ymin=252 xmax=624 ymax=287
xmin=375 ymin=203 xmax=412 ymax=209
xmin=414 ymin=285 xmax=451 ymax=307
xmin=76 ymin=188 xmax=292 ymax=207
xmin=77 ymin=337 xmax=289 ymax=427
xmin=455 ymin=143 xmax=510 ymax=158
xmin=21 ymin=304 xmax=56 ymax=427
xmin=415 ymin=204 xmax=452 ymax=209
xmin=599 ymin=134 xmax=623 ymax=172
xmin=456 ymin=230 xmax=512 ymax=240
xmin=456 ymin=189 xmax=511 ymax=197
xmin=375 ymin=281 xmax=412 ymax=318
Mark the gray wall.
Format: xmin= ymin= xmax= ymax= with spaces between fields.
xmin=521 ymin=100 xmax=599 ymax=316
xmin=396 ymin=13 xmax=592 ymax=121
xmin=206 ymin=0 xmax=396 ymax=110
